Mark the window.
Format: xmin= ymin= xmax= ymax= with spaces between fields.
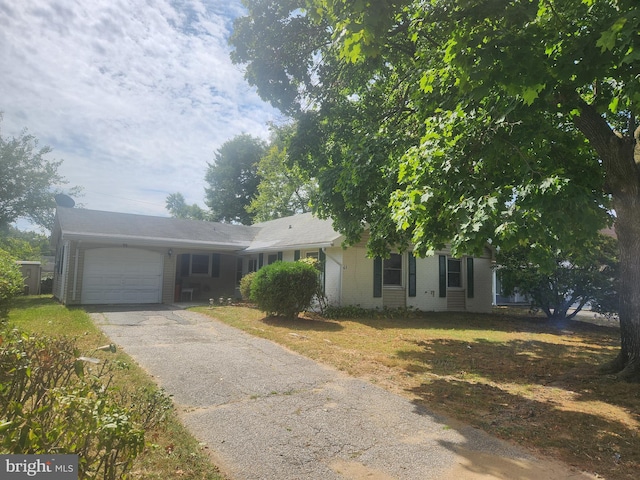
xmin=248 ymin=259 xmax=258 ymax=272
xmin=383 ymin=253 xmax=402 ymax=286
xmin=447 ymin=258 xmax=462 ymax=287
xmin=267 ymin=254 xmax=278 ymax=264
xmin=191 ymin=254 xmax=210 ymax=275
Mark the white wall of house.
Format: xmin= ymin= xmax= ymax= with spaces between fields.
xmin=408 ymin=255 xmax=446 ymax=311
xmin=466 ymin=254 xmax=494 ymax=313
xmin=341 ymin=246 xmax=383 ymax=309
xmin=323 ymin=247 xmax=343 ymax=306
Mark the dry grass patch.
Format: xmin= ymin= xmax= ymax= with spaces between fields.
xmin=194 ymin=304 xmax=639 ymax=480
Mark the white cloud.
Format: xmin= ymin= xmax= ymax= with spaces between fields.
xmin=0 ymin=0 xmax=281 ymax=220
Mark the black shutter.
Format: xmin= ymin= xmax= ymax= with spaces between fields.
xmin=294 ymin=250 xmax=301 ymax=261
xmin=373 ymin=257 xmax=382 ymax=298
xmin=212 ymin=253 xmax=221 ymax=278
xmin=467 ymin=257 xmax=474 ymax=298
xmin=408 ymin=252 xmax=417 ymax=297
xmin=439 ymin=255 xmax=447 ymax=297
xmin=277 ymin=251 xmax=283 ymax=261
xmin=258 ymin=253 xmax=264 ymax=269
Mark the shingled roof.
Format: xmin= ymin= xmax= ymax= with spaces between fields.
xmin=246 ymin=212 xmax=342 ymax=252
xmin=53 ymin=208 xmax=344 ymax=252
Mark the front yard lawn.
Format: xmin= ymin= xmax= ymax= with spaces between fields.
xmin=193 ymin=304 xmax=638 ymax=480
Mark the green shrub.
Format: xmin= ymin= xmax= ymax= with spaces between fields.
xmin=0 ymin=328 xmax=170 ymax=479
xmin=250 ymin=261 xmax=320 ymax=318
xmin=0 ymin=249 xmax=24 ymax=321
xmin=239 ymin=271 xmax=257 ymax=301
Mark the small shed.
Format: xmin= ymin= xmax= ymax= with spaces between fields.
xmin=17 ymin=261 xmax=42 ymax=295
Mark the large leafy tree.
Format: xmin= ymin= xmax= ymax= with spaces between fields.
xmin=165 ymin=192 xmax=208 ymax=221
xmin=231 ymin=1 xmax=640 ymax=379
xmin=0 ymin=226 xmax=52 ymax=260
xmin=247 ymin=124 xmax=315 ymax=222
xmin=0 ymin=116 xmax=76 ymax=230
xmin=205 ymin=134 xmax=267 ymax=224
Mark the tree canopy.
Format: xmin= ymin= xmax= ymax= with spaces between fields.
xmin=204 ymin=134 xmax=266 ymax=224
xmin=231 ymin=1 xmax=640 ymax=379
xmin=247 ymin=124 xmax=315 ymax=222
xmin=0 ymin=116 xmax=76 ymax=231
xmin=165 ymin=192 xmax=208 ymax=221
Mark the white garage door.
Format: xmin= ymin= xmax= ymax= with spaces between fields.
xmin=81 ymin=248 xmax=163 ymax=304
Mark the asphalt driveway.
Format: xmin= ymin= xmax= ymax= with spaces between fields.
xmin=89 ymin=305 xmax=595 ymax=480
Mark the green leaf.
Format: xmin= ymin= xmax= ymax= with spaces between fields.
xmin=596 ymin=18 xmax=627 ymax=52
xmin=521 ymin=84 xmax=546 ymax=106
xmin=608 ymin=96 xmax=620 ymax=113
xmin=74 ymin=359 xmax=85 ymax=378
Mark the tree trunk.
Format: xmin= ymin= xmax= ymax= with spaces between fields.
xmin=573 ymin=104 xmax=640 ymax=381
xmin=602 ymin=194 xmax=640 ymax=381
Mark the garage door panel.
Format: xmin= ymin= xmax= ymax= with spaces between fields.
xmin=82 ymin=248 xmax=163 ymax=304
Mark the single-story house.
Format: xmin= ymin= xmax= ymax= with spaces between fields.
xmin=51 ymin=207 xmax=494 ymax=312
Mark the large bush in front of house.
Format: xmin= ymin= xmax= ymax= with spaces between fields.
xmin=0 ymin=248 xmax=24 ymax=321
xmin=250 ymin=260 xmax=319 ymax=318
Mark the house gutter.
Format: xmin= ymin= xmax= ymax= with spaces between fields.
xmin=61 ymin=232 xmax=249 ymax=251
xmin=242 ymin=242 xmax=335 ymax=253
xmin=72 ymin=242 xmax=80 ymax=301
xmin=60 ymin=241 xmax=70 ymax=303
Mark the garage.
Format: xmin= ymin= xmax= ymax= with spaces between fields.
xmin=81 ymin=248 xmax=163 ymax=304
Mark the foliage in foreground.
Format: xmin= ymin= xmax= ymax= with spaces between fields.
xmin=0 ymin=327 xmax=172 ymax=480
xmin=0 ymin=249 xmax=24 ymax=321
xmin=250 ymin=260 xmax=320 ymax=318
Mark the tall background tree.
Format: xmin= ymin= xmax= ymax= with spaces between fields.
xmin=0 ymin=115 xmax=77 ymax=231
xmin=231 ymin=1 xmax=640 ymax=379
xmin=247 ymin=124 xmax=315 ymax=222
xmin=165 ymin=192 xmax=208 ymax=220
xmin=0 ymin=226 xmax=52 ymax=260
xmin=204 ymin=134 xmax=266 ymax=224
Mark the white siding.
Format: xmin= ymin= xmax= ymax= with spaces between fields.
xmin=465 ymin=255 xmax=494 ymax=313
xmin=407 ymin=255 xmax=448 ymax=311
xmin=341 ymin=246 xmax=383 ymax=309
xmin=323 ymin=247 xmax=343 ymax=305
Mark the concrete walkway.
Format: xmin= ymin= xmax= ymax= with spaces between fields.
xmin=90 ymin=306 xmax=595 ymax=480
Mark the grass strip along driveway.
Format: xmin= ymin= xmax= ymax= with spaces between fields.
xmin=6 ymin=297 xmax=224 ymax=480
xmin=193 ymin=305 xmax=639 ymax=480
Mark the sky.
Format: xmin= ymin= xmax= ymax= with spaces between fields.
xmin=0 ymin=0 xmax=283 ymax=230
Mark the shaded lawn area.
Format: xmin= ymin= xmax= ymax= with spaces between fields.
xmin=193 ymin=304 xmax=639 ymax=480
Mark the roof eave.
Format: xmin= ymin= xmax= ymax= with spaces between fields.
xmin=242 ymin=241 xmax=337 ymax=253
xmin=60 ymin=232 xmax=250 ymax=251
